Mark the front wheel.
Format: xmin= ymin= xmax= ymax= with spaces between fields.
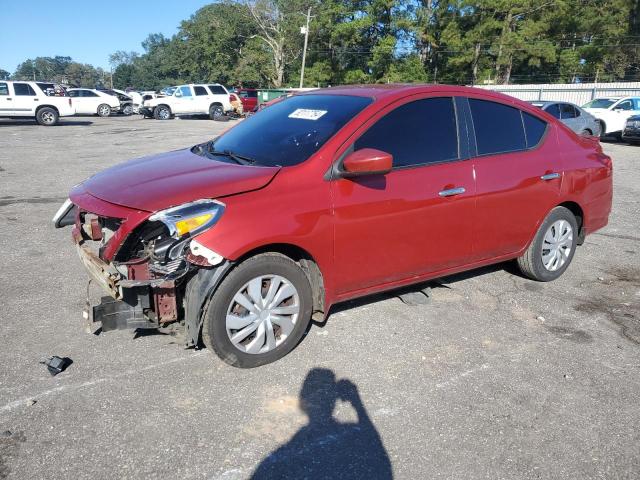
xmin=202 ymin=253 xmax=313 ymax=368
xmin=97 ymin=104 xmax=111 ymax=117
xmin=36 ymin=107 xmax=59 ymax=126
xmin=154 ymin=105 xmax=171 ymax=120
xmin=517 ymin=206 xmax=579 ymax=281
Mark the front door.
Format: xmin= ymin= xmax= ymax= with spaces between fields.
xmin=331 ymin=96 xmax=476 ymax=295
xmin=172 ymin=86 xmax=194 ymax=114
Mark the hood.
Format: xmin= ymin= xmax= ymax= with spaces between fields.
xmin=82 ymin=148 xmax=280 ymax=212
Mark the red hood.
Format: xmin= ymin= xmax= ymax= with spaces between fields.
xmin=81 ymin=148 xmax=280 ymax=212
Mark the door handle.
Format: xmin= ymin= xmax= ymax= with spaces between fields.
xmin=540 ymin=172 xmax=561 ymax=181
xmin=439 ymin=187 xmax=466 ymax=197
xmin=7 ymin=98 xmax=12 ymax=101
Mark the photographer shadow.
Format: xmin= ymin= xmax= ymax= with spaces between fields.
xmin=251 ymin=368 xmax=393 ymax=479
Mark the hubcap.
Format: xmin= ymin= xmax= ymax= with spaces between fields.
xmin=41 ymin=112 xmax=54 ymax=124
xmin=159 ymin=108 xmax=169 ymax=119
xmin=225 ymin=275 xmax=300 ymax=355
xmin=99 ymin=106 xmax=109 ymax=116
xmin=542 ymin=219 xmax=573 ymax=271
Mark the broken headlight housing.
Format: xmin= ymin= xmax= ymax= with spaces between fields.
xmin=149 ymin=199 xmax=225 ymax=239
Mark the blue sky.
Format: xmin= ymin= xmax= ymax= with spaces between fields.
xmin=0 ymin=0 xmax=213 ymax=73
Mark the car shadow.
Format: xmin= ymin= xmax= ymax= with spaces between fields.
xmin=323 ymin=261 xmax=518 ymax=320
xmin=0 ymin=119 xmax=93 ymax=127
xmin=250 ymin=368 xmax=393 ymax=479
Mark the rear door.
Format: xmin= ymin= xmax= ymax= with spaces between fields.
xmin=331 ymin=95 xmax=476 ymax=294
xmin=11 ymin=82 xmax=39 ymax=116
xmin=468 ymin=97 xmax=561 ymax=260
xmin=193 ymin=85 xmax=211 ymax=113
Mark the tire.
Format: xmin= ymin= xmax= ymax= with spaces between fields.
xmin=154 ymin=105 xmax=171 ymax=120
xmin=209 ymin=104 xmax=225 ymax=121
xmin=598 ymin=121 xmax=606 ymax=138
xmin=121 ymin=104 xmax=133 ymax=116
xmin=517 ymin=206 xmax=579 ymax=282
xmin=97 ymin=104 xmax=111 ymax=117
xmin=36 ymin=107 xmax=58 ymax=126
xmin=202 ymin=253 xmax=313 ymax=368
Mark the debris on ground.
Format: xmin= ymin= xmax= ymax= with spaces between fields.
xmin=40 ymin=356 xmax=73 ymax=376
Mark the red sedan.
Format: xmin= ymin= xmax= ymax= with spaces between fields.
xmin=54 ymin=85 xmax=613 ymax=367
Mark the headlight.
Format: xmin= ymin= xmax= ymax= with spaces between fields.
xmin=149 ymin=199 xmax=225 ymax=239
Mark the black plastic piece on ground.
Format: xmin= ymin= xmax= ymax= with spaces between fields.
xmin=42 ymin=356 xmax=73 ymax=376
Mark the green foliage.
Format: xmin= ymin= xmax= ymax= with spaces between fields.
xmin=9 ymin=0 xmax=640 ymax=88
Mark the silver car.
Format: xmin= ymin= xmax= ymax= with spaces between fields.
xmin=528 ymin=101 xmax=601 ymax=136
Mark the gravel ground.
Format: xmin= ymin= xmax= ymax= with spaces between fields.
xmin=0 ymin=114 xmax=639 ymax=480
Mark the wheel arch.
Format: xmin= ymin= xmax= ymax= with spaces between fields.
xmin=183 ymin=242 xmax=326 ymax=348
xmin=557 ymin=200 xmax=585 ymax=244
xmin=35 ymin=104 xmax=59 ymax=115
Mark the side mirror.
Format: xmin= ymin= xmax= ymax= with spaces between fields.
xmin=341 ymin=148 xmax=393 ymax=177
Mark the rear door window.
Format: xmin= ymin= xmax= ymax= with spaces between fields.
xmin=194 ymin=86 xmax=208 ymax=96
xmin=560 ymin=104 xmax=577 ymax=119
xmin=208 ymin=85 xmax=227 ymax=95
xmin=13 ymin=83 xmax=37 ymax=96
xmin=469 ymin=98 xmax=526 ymax=155
xmin=354 ymin=97 xmax=459 ymax=168
xmin=522 ymin=112 xmax=547 ymax=148
xmin=545 ymin=103 xmax=561 ymax=119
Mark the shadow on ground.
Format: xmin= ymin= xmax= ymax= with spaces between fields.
xmin=251 ymin=368 xmax=393 ymax=479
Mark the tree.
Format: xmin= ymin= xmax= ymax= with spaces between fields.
xmin=0 ymin=69 xmax=10 ymax=80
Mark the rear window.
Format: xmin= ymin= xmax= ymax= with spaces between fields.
xmin=210 ymin=94 xmax=372 ymax=167
xmin=469 ymin=99 xmax=526 ymax=155
xmin=13 ymin=83 xmax=37 ymax=96
xmin=354 ymin=97 xmax=459 ymax=168
xmin=208 ymin=85 xmax=227 ymax=95
xmin=522 ymin=112 xmax=547 ymax=147
xmin=545 ymin=104 xmax=561 ymax=119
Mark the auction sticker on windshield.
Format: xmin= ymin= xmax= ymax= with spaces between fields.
xmin=288 ymin=109 xmax=328 ymax=120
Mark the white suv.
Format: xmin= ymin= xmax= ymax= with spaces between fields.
xmin=0 ymin=80 xmax=75 ymax=126
xmin=582 ymin=96 xmax=640 ymax=137
xmin=140 ymin=84 xmax=233 ymax=120
xmin=67 ymin=88 xmax=121 ymax=117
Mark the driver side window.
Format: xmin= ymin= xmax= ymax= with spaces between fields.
xmin=617 ymin=100 xmax=633 ymax=111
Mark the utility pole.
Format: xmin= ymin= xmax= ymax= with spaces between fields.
xmin=299 ymin=7 xmax=311 ymax=89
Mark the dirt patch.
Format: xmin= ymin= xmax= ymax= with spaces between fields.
xmin=544 ymin=325 xmax=593 ymax=343
xmin=0 ymin=430 xmax=26 ymax=479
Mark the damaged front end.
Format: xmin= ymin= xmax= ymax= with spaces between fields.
xmin=54 ymin=191 xmax=228 ymax=346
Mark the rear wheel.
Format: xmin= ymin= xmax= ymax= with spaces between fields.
xmin=517 ymin=206 xmax=578 ymax=281
xmin=209 ymin=104 xmax=225 ymax=121
xmin=97 ymin=104 xmax=111 ymax=117
xmin=36 ymin=107 xmax=58 ymax=126
xmin=202 ymin=253 xmax=313 ymax=368
xmin=154 ymin=105 xmax=171 ymax=120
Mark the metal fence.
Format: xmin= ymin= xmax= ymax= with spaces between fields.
xmin=478 ymin=82 xmax=640 ymax=106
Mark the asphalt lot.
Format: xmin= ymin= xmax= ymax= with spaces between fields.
xmin=0 ymin=114 xmax=639 ymax=479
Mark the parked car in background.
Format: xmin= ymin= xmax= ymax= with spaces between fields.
xmin=139 ymin=84 xmax=233 ymax=120
xmin=67 ymin=88 xmax=121 ymax=117
xmin=55 ymin=85 xmax=612 ymax=368
xmin=528 ymin=101 xmax=600 ymax=136
xmin=622 ymin=114 xmax=640 ymax=144
xmin=98 ymin=88 xmax=134 ymax=115
xmin=0 ymin=80 xmax=74 ymax=125
xmin=235 ymin=88 xmax=258 ymax=112
xmin=582 ymin=96 xmax=640 ymax=138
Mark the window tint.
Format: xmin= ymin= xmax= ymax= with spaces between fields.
xmin=179 ymin=86 xmax=192 ymax=97
xmin=617 ymin=100 xmax=633 ymax=110
xmin=0 ymin=83 xmax=8 ymax=95
xmin=208 ymin=85 xmax=227 ymax=95
xmin=68 ymin=90 xmax=79 ymax=97
xmin=469 ymin=99 xmax=526 ymax=155
xmin=545 ymin=103 xmax=561 ymax=119
xmin=354 ymin=98 xmax=458 ymax=168
xmin=522 ymin=112 xmax=547 ymax=148
xmin=560 ymin=103 xmax=577 ymax=119
xmin=14 ymin=83 xmax=36 ymax=96
xmin=194 ymin=86 xmax=208 ymax=96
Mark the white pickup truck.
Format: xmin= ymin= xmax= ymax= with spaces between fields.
xmin=0 ymin=81 xmax=75 ymax=126
xmin=140 ymin=84 xmax=233 ymax=120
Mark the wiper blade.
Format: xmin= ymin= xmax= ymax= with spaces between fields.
xmin=206 ymin=144 xmax=257 ymax=166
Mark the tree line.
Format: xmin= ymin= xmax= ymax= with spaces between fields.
xmin=5 ymin=0 xmax=640 ymax=90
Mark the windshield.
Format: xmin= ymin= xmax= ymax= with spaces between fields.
xmin=583 ymin=99 xmax=617 ymax=109
xmin=209 ymin=94 xmax=373 ymax=167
